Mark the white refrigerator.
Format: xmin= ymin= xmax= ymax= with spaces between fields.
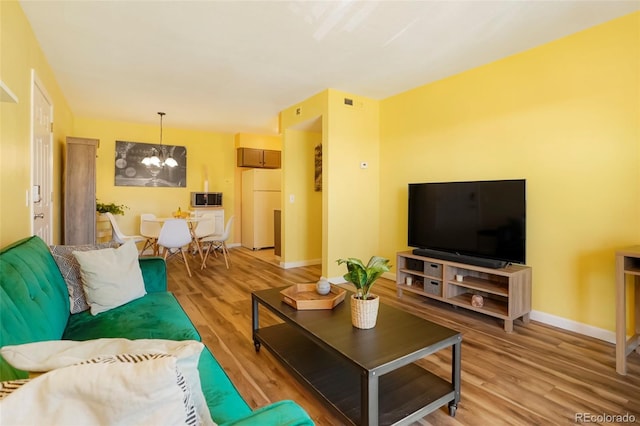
xmin=241 ymin=169 xmax=281 ymax=250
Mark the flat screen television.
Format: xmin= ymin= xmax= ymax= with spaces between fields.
xmin=408 ymin=179 xmax=526 ymax=267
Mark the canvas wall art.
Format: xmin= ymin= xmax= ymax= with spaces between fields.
xmin=114 ymin=141 xmax=187 ymax=187
xmin=314 ymin=144 xmax=322 ymax=192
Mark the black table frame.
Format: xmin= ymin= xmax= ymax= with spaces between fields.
xmin=252 ymin=287 xmax=461 ymax=426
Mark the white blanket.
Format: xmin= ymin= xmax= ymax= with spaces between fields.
xmin=0 ymin=339 xmax=216 ymax=426
xmin=1 ymin=354 xmax=194 ymax=425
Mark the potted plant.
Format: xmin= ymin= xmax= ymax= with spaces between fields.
xmin=95 ymin=201 xmax=128 ymax=243
xmin=337 ymin=256 xmax=391 ymax=329
xmin=96 ymin=201 xmax=128 ymax=215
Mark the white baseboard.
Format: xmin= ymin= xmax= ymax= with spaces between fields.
xmin=529 ymin=310 xmax=615 ymax=344
xmin=280 ymin=258 xmax=322 ymax=269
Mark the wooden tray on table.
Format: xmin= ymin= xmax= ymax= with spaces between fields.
xmin=280 ymin=283 xmax=346 ymax=310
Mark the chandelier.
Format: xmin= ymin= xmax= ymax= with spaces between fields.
xmin=141 ymin=112 xmax=177 ymax=168
xmin=141 ymin=112 xmax=177 ymax=185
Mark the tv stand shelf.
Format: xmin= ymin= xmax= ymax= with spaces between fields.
xmin=396 ymin=251 xmax=532 ymax=332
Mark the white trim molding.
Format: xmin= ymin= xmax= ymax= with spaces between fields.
xmin=529 ymin=310 xmax=615 ymax=344
xmin=280 ymin=258 xmax=322 ymax=269
xmin=1 ymin=80 xmax=18 ymax=103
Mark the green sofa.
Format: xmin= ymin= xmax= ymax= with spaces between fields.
xmin=0 ymin=236 xmax=313 ymax=425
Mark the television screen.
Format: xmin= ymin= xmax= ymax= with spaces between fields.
xmin=408 ymin=179 xmax=526 ymax=265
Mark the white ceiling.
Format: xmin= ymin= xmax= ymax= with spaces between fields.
xmin=19 ymin=0 xmax=640 ymax=135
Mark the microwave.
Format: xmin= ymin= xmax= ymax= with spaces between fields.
xmin=191 ymin=192 xmax=222 ymax=207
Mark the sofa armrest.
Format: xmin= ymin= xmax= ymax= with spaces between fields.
xmin=139 ymin=257 xmax=167 ymax=293
xmin=219 ymin=400 xmax=314 ymax=426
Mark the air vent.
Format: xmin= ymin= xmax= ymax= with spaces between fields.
xmin=343 ymin=98 xmax=363 ymax=109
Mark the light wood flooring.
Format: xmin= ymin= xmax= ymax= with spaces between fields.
xmin=167 ymin=247 xmax=640 ymax=425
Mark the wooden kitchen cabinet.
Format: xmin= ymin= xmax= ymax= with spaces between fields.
xmin=237 ymin=148 xmax=281 ymax=168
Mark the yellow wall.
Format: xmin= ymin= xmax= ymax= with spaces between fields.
xmin=379 ymin=12 xmax=640 ymax=331
xmin=325 ymin=90 xmax=381 ymax=278
xmin=281 ymin=90 xmax=328 ymax=270
xmin=281 ymin=89 xmax=381 ymax=277
xmin=281 ymin=128 xmax=322 ymax=264
xmin=234 ymin=133 xmax=281 ymax=150
xmin=0 ymin=0 xmax=74 ymax=246
xmin=73 ymin=117 xmax=236 ymax=241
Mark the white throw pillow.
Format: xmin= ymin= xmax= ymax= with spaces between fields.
xmin=0 ymin=354 xmax=196 ymax=425
xmin=72 ymin=239 xmax=146 ymax=315
xmin=49 ymin=241 xmax=119 ymax=313
xmin=0 ymin=338 xmax=214 ymax=426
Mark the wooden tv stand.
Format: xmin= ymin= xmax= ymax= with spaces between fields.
xmin=396 ymin=251 xmax=532 ymax=332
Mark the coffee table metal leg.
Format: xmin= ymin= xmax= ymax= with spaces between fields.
xmin=449 ymin=335 xmax=462 ymax=416
xmin=361 ymin=371 xmax=379 ymax=426
xmin=252 ymin=295 xmax=261 ymax=352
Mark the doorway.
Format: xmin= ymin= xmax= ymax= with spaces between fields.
xmin=31 ymin=70 xmax=53 ymax=244
xmin=281 ymin=116 xmax=323 ymax=270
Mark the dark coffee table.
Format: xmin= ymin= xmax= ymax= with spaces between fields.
xmin=252 ymin=286 xmax=461 ymax=426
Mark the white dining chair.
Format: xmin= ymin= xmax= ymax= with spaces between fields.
xmin=105 ymin=212 xmax=145 ymax=246
xmin=193 ymin=213 xmax=217 ymax=260
xmin=200 ymin=216 xmax=234 ymax=270
xmin=140 ymin=213 xmax=161 ymax=256
xmin=157 ymin=219 xmax=193 ymax=277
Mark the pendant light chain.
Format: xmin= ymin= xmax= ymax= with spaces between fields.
xmin=141 ymin=111 xmax=176 ymax=170
xmin=158 ymin=112 xmax=165 ymax=145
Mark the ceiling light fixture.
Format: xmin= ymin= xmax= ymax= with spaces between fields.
xmin=141 ymin=112 xmax=178 ymax=185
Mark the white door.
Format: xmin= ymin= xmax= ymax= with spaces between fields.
xmin=31 ymin=71 xmax=53 ymax=243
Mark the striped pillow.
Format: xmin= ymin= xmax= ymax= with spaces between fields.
xmin=0 ymin=379 xmax=29 ymax=400
xmin=49 ymin=242 xmax=118 ymax=313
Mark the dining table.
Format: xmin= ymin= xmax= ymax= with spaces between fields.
xmin=144 ymin=216 xmax=206 ymax=261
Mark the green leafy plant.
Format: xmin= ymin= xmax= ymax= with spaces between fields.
xmin=336 ymin=256 xmax=391 ymax=300
xmin=96 ymin=201 xmax=128 ymax=215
